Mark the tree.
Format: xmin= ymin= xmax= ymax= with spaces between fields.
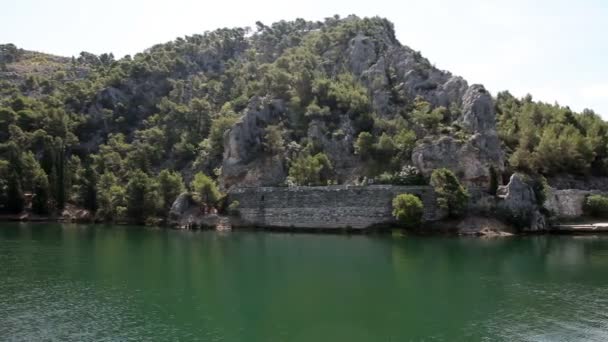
xmin=412 ymin=97 xmax=445 ymax=131
xmin=430 ymin=168 xmax=469 ymax=218
xmin=157 ymin=169 xmax=185 ymax=212
xmin=79 ymin=163 xmax=97 ymax=211
xmin=392 ymin=193 xmax=424 ymax=229
xmin=375 ymin=133 xmax=396 ymax=161
xmin=5 ymin=169 xmax=24 ymax=213
xmin=263 ymin=124 xmax=285 ymax=154
xmin=287 ymin=153 xmax=333 ymax=186
xmin=126 ymin=169 xmax=160 ymax=222
xmin=190 ymin=172 xmax=221 ymax=205
xmin=96 ymin=172 xmax=126 ymax=221
xmin=31 ymin=168 xmax=50 ymax=215
xmin=354 ymin=131 xmax=374 ymax=159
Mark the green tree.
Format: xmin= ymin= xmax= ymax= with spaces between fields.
xmin=375 ymin=133 xmax=396 ymax=161
xmin=287 ymin=153 xmax=333 ymax=186
xmin=31 ymin=168 xmax=50 ymax=215
xmin=430 ymin=168 xmax=469 ymax=218
xmin=126 ymin=169 xmax=160 ymax=222
xmin=190 ymin=172 xmax=221 ymax=205
xmin=392 ymin=193 xmax=424 ymax=229
xmin=354 ymin=131 xmax=374 ymax=159
xmin=5 ymin=169 xmax=24 ymax=213
xmin=157 ymin=169 xmax=185 ymax=212
xmin=412 ymin=97 xmax=445 ymax=131
xmin=96 ymin=172 xmax=126 ymax=221
xmin=263 ymin=124 xmax=285 ymax=154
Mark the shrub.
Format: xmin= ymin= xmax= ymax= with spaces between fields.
xmin=373 ymin=166 xmax=426 ymax=186
xmin=392 ymin=194 xmax=424 ymax=228
xmin=585 ymin=195 xmax=608 ymax=217
xmin=430 ymin=168 xmax=469 ymax=218
xmin=287 ymin=152 xmax=333 ymax=186
xmin=228 ymin=200 xmax=240 ymax=216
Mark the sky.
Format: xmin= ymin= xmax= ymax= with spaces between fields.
xmin=2 ymin=0 xmax=607 ymax=116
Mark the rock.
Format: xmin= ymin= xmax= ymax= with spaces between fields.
xmin=411 ymin=134 xmax=502 ymax=188
xmin=498 ymin=173 xmax=536 ymax=211
xmin=497 ymin=173 xmax=547 ymax=231
xmin=169 ymin=192 xmax=196 ymax=221
xmin=221 ymin=97 xmax=286 ymax=189
xmin=411 ymin=83 xmax=503 ymax=188
xmin=348 ymin=34 xmax=377 ymax=76
xmin=456 ymin=216 xmax=514 ymax=237
xmin=307 ymin=118 xmax=361 ymax=184
xmin=459 ymin=84 xmax=495 ymax=134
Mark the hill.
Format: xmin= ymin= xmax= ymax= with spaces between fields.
xmin=1 ymin=15 xmax=606 ymax=225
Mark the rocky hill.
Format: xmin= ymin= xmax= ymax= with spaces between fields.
xmin=1 ymin=15 xmax=606 ymax=227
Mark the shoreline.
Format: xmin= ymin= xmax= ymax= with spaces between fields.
xmin=3 ymin=215 xmax=608 ymax=237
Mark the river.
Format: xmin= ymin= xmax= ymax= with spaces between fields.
xmin=1 ymin=222 xmax=608 ymax=341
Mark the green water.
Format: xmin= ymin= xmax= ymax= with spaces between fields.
xmin=2 ymin=223 xmax=608 ymax=341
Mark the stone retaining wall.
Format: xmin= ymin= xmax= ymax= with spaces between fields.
xmin=227 ymin=185 xmax=442 ymax=230
xmin=544 ymin=188 xmax=607 ymax=219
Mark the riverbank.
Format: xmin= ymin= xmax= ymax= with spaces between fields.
xmin=6 ymin=212 xmax=608 ymax=238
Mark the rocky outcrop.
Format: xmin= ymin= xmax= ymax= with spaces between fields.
xmin=307 ymin=118 xmax=362 ymax=184
xmin=497 ymin=174 xmax=546 ymax=231
xmin=221 ymin=97 xmax=287 ymax=189
xmin=168 ymin=192 xmax=226 ymax=229
xmin=412 ymin=84 xmax=504 ymax=188
xmin=459 ymin=85 xmax=495 ymax=134
xmin=412 ymin=133 xmax=502 ymax=188
xmin=169 ymin=193 xmax=196 ymax=221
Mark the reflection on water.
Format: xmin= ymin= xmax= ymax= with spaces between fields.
xmin=1 ymin=223 xmax=608 ymax=341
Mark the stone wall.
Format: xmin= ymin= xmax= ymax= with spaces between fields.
xmin=227 ymin=185 xmax=442 ymax=230
xmin=544 ymin=188 xmax=606 ymax=219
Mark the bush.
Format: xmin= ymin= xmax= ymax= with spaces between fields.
xmin=374 ymin=165 xmax=426 ymax=186
xmin=430 ymin=168 xmax=469 ymax=218
xmin=392 ymin=194 xmax=424 ymax=228
xmin=585 ymin=195 xmax=608 ymax=217
xmin=228 ymin=200 xmax=240 ymax=216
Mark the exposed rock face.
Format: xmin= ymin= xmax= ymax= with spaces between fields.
xmin=412 ymin=84 xmax=504 ymax=188
xmin=548 ymin=175 xmax=608 ymax=191
xmin=221 ymin=97 xmax=286 ymax=189
xmin=412 ymin=133 xmax=503 ymax=188
xmin=497 ymin=174 xmax=546 ymax=231
xmin=307 ymin=118 xmax=362 ymax=184
xmin=168 ymin=192 xmax=224 ymax=229
xmin=460 ymin=85 xmax=495 ymax=134
xmin=169 ymin=192 xmax=196 ymax=221
xmin=348 ymin=34 xmax=377 ymax=76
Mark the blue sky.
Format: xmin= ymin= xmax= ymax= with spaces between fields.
xmin=2 ymin=0 xmax=607 ymax=117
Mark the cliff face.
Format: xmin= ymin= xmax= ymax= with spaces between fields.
xmin=218 ymin=17 xmax=503 ymax=190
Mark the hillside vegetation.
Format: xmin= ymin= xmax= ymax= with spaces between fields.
xmin=0 ymin=15 xmax=605 ymax=223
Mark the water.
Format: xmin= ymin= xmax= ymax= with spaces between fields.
xmin=2 ymin=223 xmax=608 ymax=341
